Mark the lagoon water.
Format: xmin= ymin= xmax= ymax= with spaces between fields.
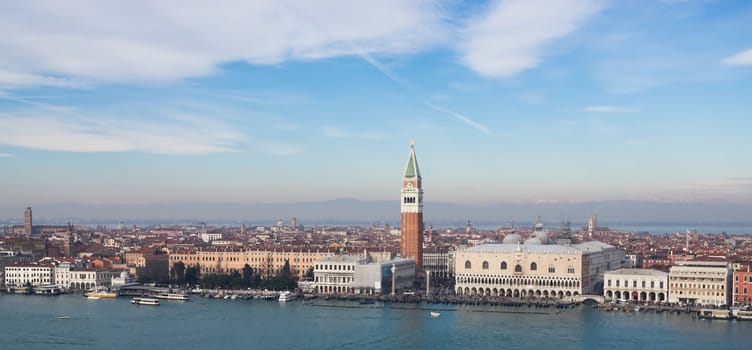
xmin=1 ymin=294 xmax=749 ymax=349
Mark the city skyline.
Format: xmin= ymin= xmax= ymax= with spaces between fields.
xmin=1 ymin=1 xmax=751 ymax=210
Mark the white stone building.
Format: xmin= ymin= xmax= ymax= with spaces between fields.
xmin=4 ymin=263 xmax=54 ymax=288
xmin=604 ymin=268 xmax=668 ymax=303
xmin=455 ymin=238 xmax=625 ymax=299
xmin=313 ymin=255 xmax=358 ymax=294
xmin=68 ymin=269 xmax=117 ymax=290
xmin=313 ymin=254 xmax=415 ymax=295
xmin=669 ymin=261 xmax=732 ymax=307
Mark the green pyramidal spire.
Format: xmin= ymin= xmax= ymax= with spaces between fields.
xmin=403 ymin=140 xmax=421 ymax=178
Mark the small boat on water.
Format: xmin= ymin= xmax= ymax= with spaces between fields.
xmin=278 ymin=291 xmax=296 ymax=302
xmin=698 ymin=309 xmax=732 ymax=320
xmin=430 ymin=312 xmax=441 ymax=318
xmin=85 ymin=291 xmax=117 ymax=299
xmin=57 ymin=316 xmax=70 ymax=320
xmin=735 ymin=310 xmax=752 ymax=321
xmin=8 ymin=286 xmax=32 ymax=294
xmin=35 ymin=285 xmax=62 ymax=295
xmin=131 ymin=297 xmax=160 ymax=306
xmin=155 ymin=293 xmax=190 ymax=301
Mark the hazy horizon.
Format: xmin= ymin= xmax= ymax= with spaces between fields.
xmin=4 ymin=199 xmax=752 ymax=227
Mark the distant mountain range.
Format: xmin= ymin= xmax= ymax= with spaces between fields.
xmin=1 ymin=199 xmax=751 ymax=226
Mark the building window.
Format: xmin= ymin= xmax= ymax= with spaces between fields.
xmin=548 ymin=265 xmax=555 ymax=273
xmin=465 ymin=261 xmax=472 ymax=269
xmin=660 ymin=282 xmax=664 ymax=289
xmin=607 ymin=279 xmax=611 ymax=287
xmin=650 ymin=281 xmax=655 ymax=288
xmin=482 ymin=261 xmax=489 ymax=270
xmin=515 ymin=264 xmax=522 ymax=273
xmin=616 ymin=280 xmax=620 ymax=287
xmin=530 ymin=262 xmax=537 ymax=271
xmin=501 ymin=261 xmax=507 ymax=270
xmin=568 ymin=266 xmax=575 ymax=274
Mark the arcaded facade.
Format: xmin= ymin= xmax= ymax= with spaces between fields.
xmin=455 ymin=239 xmax=625 ymax=299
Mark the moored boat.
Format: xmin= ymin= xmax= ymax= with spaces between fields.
xmin=155 ymin=293 xmax=190 ymax=301
xmin=430 ymin=311 xmax=441 ymax=318
xmin=698 ymin=309 xmax=732 ymax=320
xmin=131 ymin=297 xmax=160 ymax=306
xmin=736 ymin=310 xmax=752 ymax=320
xmin=85 ymin=291 xmax=118 ymax=299
xmin=8 ymin=286 xmax=32 ymax=294
xmin=278 ymin=291 xmax=296 ymax=302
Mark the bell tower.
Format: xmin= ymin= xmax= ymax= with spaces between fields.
xmin=400 ymin=140 xmax=424 ymax=273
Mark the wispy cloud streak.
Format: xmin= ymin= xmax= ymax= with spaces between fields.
xmin=722 ymin=49 xmax=752 ymax=65
xmin=584 ymin=105 xmax=636 ymax=113
xmin=424 ymin=102 xmax=490 ymax=134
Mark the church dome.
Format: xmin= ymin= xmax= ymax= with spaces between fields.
xmin=530 ymin=231 xmax=549 ymax=244
xmin=503 ymin=233 xmax=522 ymax=244
xmin=525 ymin=237 xmax=543 ymax=245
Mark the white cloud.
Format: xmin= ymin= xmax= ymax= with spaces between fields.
xmin=584 ymin=105 xmax=636 ymax=113
xmin=0 ymin=111 xmax=244 ymax=155
xmin=0 ymin=1 xmax=446 ymax=87
xmin=322 ymin=126 xmax=382 ymax=140
xmin=722 ymin=49 xmax=752 ymax=65
xmin=0 ymin=152 xmax=11 ymax=157
xmin=459 ymin=0 xmax=603 ymax=77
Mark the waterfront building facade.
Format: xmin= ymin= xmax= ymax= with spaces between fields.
xmin=4 ymin=262 xmax=53 ymax=288
xmin=400 ymin=141 xmax=424 ymax=273
xmin=313 ymin=254 xmax=415 ymax=295
xmin=313 ymin=255 xmax=358 ymax=294
xmin=423 ymin=249 xmax=455 ymax=279
xmin=668 ymin=261 xmax=732 ymax=307
xmin=603 ymin=268 xmax=668 ymax=302
xmin=455 ymin=240 xmax=625 ymax=299
xmin=733 ymin=269 xmax=752 ymax=305
xmin=169 ymin=248 xmax=335 ymax=280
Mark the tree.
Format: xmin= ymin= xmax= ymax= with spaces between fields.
xmin=280 ymin=259 xmax=292 ymax=280
xmin=303 ymin=267 xmax=314 ymax=280
xmin=171 ymin=261 xmax=186 ymax=284
xmin=242 ymin=264 xmax=253 ymax=287
xmin=185 ymin=264 xmax=200 ymax=286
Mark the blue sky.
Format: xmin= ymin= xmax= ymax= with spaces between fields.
xmin=1 ymin=0 xmax=751 ymax=209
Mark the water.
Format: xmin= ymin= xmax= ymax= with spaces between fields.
xmin=1 ymin=295 xmax=749 ymax=349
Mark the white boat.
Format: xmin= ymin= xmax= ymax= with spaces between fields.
xmin=131 ymin=297 xmax=160 ymax=306
xmin=698 ymin=309 xmax=732 ymax=320
xmin=9 ymin=286 xmax=32 ymax=294
xmin=430 ymin=311 xmax=441 ymax=318
xmin=278 ymin=291 xmax=296 ymax=302
xmin=736 ymin=310 xmax=752 ymax=320
xmin=86 ymin=295 xmax=101 ymax=300
xmin=155 ymin=293 xmax=190 ymax=301
xmin=35 ymin=285 xmax=62 ymax=295
xmin=57 ymin=316 xmax=71 ymax=320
